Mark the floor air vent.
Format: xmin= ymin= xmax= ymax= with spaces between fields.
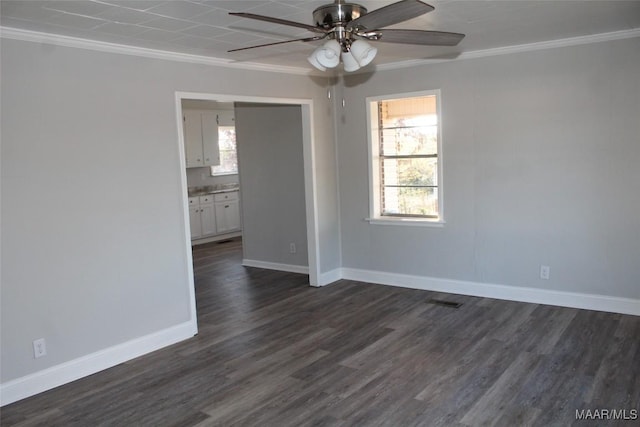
xmin=425 ymin=298 xmax=462 ymax=309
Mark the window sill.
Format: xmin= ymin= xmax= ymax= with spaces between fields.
xmin=211 ymin=171 xmax=238 ymax=177
xmin=365 ymin=217 xmax=445 ymax=227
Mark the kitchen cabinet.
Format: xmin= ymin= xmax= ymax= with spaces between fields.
xmin=183 ymin=110 xmax=219 ymax=168
xmin=188 ymin=195 xmax=216 ymax=239
xmin=188 ymin=204 xmax=202 ymax=238
xmin=214 ymin=191 xmax=241 ymax=234
xmin=216 ymin=110 xmax=235 ymax=126
xmin=189 ymin=190 xmax=241 ymax=241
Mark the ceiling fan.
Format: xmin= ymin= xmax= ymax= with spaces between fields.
xmin=228 ymin=0 xmax=465 ymax=72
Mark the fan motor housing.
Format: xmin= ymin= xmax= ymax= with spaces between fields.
xmin=313 ymin=3 xmax=368 ymax=28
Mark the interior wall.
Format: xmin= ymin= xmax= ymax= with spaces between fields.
xmin=337 ymin=36 xmax=640 ymax=300
xmin=235 ymin=103 xmax=308 ymax=267
xmin=0 ymin=38 xmax=340 ymax=386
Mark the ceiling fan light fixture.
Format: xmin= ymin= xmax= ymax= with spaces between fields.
xmin=307 ymin=53 xmax=327 ymax=71
xmin=341 ymin=50 xmax=361 ymax=72
xmin=350 ymin=39 xmax=377 ymax=67
xmin=313 ymin=39 xmax=341 ymax=69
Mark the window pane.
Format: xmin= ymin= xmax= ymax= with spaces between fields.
xmin=382 ymin=157 xmax=437 ymax=187
xmin=370 ymin=92 xmax=441 ymax=220
xmin=380 ymin=125 xmax=437 ymax=156
xmin=383 ymin=187 xmax=438 ymax=217
xmin=215 ymin=149 xmax=237 ymax=174
xmin=211 ymin=126 xmax=238 ymax=175
xmin=380 ymin=96 xmax=437 ymax=127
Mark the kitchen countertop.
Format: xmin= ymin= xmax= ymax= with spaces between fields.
xmin=188 ymin=184 xmax=239 ymax=197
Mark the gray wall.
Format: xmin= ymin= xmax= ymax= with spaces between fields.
xmin=0 ymin=39 xmax=340 ymax=384
xmin=235 ymin=103 xmax=308 ymax=267
xmin=337 ymin=37 xmax=640 ymax=299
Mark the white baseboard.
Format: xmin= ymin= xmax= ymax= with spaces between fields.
xmin=4 ymin=269 xmax=635 ymax=407
xmin=242 ymin=259 xmax=309 ymax=275
xmin=0 ymin=321 xmax=197 ymax=406
xmin=341 ymin=268 xmax=640 ymax=316
xmin=316 ymin=268 xmax=342 ymax=287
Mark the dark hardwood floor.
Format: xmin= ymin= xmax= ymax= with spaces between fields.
xmin=2 ymin=237 xmax=639 ymax=426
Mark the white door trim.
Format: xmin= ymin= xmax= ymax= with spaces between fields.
xmin=174 ymin=92 xmax=320 ymax=328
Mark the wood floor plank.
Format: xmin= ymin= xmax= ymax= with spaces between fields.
xmin=486 ymin=404 xmax=542 ymax=427
xmin=459 ymin=351 xmax=542 ymax=425
xmin=585 ymin=330 xmax=639 ymax=408
xmin=200 ymin=374 xmax=303 ymax=424
xmin=2 ymin=237 xmax=638 ymax=426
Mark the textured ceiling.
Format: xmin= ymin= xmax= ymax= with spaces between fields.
xmin=2 ymin=0 xmax=640 ymax=70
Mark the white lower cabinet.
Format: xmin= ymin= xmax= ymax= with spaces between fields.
xmin=189 ymin=191 xmax=241 ymax=241
xmin=189 ymin=204 xmax=202 ymax=239
xmin=200 ymin=203 xmax=216 ymax=236
xmin=188 ymin=195 xmax=215 ymax=240
xmin=214 ymin=194 xmax=241 ymax=233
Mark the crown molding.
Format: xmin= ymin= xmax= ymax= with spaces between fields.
xmin=374 ymin=27 xmax=640 ymax=72
xmin=2 ymin=26 xmax=639 ymax=76
xmin=0 ymin=26 xmax=313 ymax=76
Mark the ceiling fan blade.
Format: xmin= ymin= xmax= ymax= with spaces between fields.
xmin=230 ymin=12 xmax=327 ymax=34
xmin=373 ymin=29 xmax=465 ymax=46
xmin=346 ymin=0 xmax=434 ymax=31
xmin=228 ymin=35 xmax=327 ymax=53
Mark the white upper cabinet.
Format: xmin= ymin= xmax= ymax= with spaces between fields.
xmin=200 ymin=112 xmax=219 ymax=167
xmin=183 ymin=110 xmax=220 ymax=168
xmin=216 ymin=110 xmax=235 ymax=126
xmin=184 ymin=111 xmax=203 ymax=167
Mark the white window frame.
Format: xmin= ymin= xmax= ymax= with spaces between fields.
xmin=210 ymin=125 xmax=238 ymax=176
xmin=366 ymin=89 xmax=444 ymax=226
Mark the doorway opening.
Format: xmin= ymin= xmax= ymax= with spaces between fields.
xmin=181 ymin=99 xmax=242 ymax=245
xmin=174 ymin=92 xmax=320 ymax=332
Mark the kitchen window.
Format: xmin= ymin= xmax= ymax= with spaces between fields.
xmin=367 ymin=90 xmax=443 ymax=224
xmin=210 ymin=125 xmax=238 ymax=175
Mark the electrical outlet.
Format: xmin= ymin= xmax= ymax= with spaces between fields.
xmin=289 ymin=243 xmax=296 ymax=254
xmin=540 ymin=265 xmax=550 ymax=280
xmin=33 ymin=338 xmax=47 ymax=358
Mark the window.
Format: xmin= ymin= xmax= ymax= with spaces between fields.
xmin=210 ymin=125 xmax=238 ymax=175
xmin=368 ymin=90 xmax=443 ymax=223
